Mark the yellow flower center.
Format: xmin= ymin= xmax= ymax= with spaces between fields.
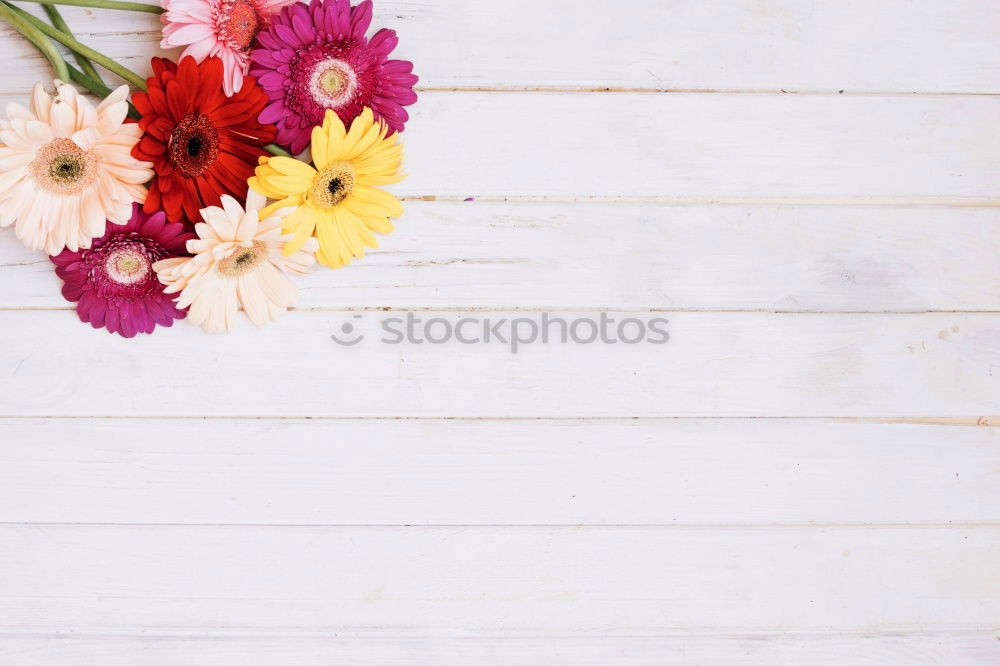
xmin=31 ymin=137 xmax=98 ymax=194
xmin=217 ymin=240 xmax=265 ymax=278
xmin=310 ymin=161 xmax=356 ymax=208
xmin=308 ymin=58 xmax=358 ymax=108
xmin=319 ymin=67 xmax=348 ymax=96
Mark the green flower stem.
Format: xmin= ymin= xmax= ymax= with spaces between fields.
xmin=1 ymin=1 xmax=147 ymax=89
xmin=14 ymin=0 xmax=162 ymax=13
xmin=0 ymin=1 xmax=70 ymax=81
xmin=265 ymin=144 xmax=292 ymax=158
xmin=65 ymin=62 xmax=140 ymax=118
xmin=66 ymin=62 xmax=111 ymax=95
xmin=42 ymin=3 xmax=103 ymax=83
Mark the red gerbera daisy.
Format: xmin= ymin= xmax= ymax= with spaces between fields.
xmin=131 ymin=56 xmax=277 ymax=224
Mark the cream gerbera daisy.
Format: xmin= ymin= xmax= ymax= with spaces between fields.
xmin=248 ymin=107 xmax=404 ymax=270
xmin=153 ymin=191 xmax=317 ymax=333
xmin=0 ymin=81 xmax=153 ymax=255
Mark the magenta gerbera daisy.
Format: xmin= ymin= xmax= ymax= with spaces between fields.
xmin=250 ymin=0 xmax=418 ymax=155
xmin=50 ymin=204 xmax=195 ymax=338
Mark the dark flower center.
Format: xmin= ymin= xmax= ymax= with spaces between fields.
xmin=169 ymin=113 xmax=219 ymax=178
xmin=234 ymin=251 xmax=255 ymax=267
xmin=51 ymin=156 xmax=84 ymax=181
xmin=31 ymin=137 xmax=98 ymax=194
xmin=218 ymin=241 xmax=265 ymax=277
xmin=186 ymin=136 xmax=204 ymax=157
xmin=310 ymin=161 xmax=356 ymax=208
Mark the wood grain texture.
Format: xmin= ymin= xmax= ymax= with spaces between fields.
xmin=0 ymin=0 xmax=998 ymax=659
xmin=3 ymin=0 xmax=1000 ymax=93
xmin=1 ymin=311 xmax=998 ymax=418
xmin=0 ymin=91 xmax=997 ymax=201
xmin=2 ymin=203 xmax=1000 ymax=312
xmin=2 ymin=633 xmax=998 ymax=665
xmin=399 ymin=92 xmax=1000 ymax=200
xmin=0 ymin=418 xmax=997 ymax=526
xmin=0 ymin=524 xmax=996 ymax=633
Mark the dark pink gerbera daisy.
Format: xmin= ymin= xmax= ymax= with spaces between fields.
xmin=50 ymin=204 xmax=195 ymax=338
xmin=250 ymin=0 xmax=418 ymax=154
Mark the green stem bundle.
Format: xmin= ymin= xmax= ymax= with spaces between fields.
xmin=0 ymin=1 xmax=70 ymax=81
xmin=1 ymin=0 xmax=147 ymax=89
xmin=15 ymin=0 xmax=162 ymax=14
xmin=41 ymin=3 xmax=103 ymax=83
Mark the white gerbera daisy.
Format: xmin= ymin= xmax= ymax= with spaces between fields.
xmin=154 ymin=191 xmax=318 ymax=333
xmin=0 ymin=81 xmax=153 ymax=255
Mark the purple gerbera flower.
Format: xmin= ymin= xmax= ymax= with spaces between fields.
xmin=250 ymin=0 xmax=418 ymax=155
xmin=50 ymin=204 xmax=195 ymax=338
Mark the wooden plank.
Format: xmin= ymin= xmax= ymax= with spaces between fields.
xmin=0 ymin=91 xmax=997 ymax=200
xmin=0 ymin=418 xmax=997 ymax=525
xmin=0 ymin=525 xmax=996 ymax=633
xmin=1 ymin=633 xmax=997 ymax=665
xmin=399 ymin=92 xmax=1000 ymax=199
xmin=0 ymin=311 xmax=998 ymax=418
xmin=3 ymin=1 xmax=1000 ymax=93
xmin=3 ymin=203 xmax=1000 ymax=312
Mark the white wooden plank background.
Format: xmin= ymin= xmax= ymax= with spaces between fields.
xmin=1 ymin=0 xmax=999 ymax=664
xmin=5 ymin=204 xmax=1000 ymax=311
xmin=3 ymin=0 xmax=1000 ymax=93
xmin=0 ymin=419 xmax=996 ymax=525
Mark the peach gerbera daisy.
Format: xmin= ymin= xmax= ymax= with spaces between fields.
xmin=153 ymin=191 xmax=317 ymax=333
xmin=0 ymin=81 xmax=153 ymax=255
xmin=160 ymin=0 xmax=297 ymax=96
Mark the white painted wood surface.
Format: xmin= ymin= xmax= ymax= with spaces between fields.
xmin=3 ymin=311 xmax=999 ymax=417
xmin=0 ymin=1 xmax=998 ymax=664
xmin=0 ymin=419 xmax=997 ymax=525
xmin=3 ymin=634 xmax=999 ymax=666
xmin=4 ymin=0 xmax=1000 ymax=93
xmin=4 ymin=203 xmax=1000 ymax=311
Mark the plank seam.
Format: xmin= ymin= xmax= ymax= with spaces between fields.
xmin=0 ymin=522 xmax=995 ymax=528
xmin=0 ymin=416 xmax=994 ymax=424
xmin=0 ymin=628 xmax=994 ymax=639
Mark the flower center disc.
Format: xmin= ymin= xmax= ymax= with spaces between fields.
xmin=31 ymin=137 xmax=98 ymax=194
xmin=169 ymin=113 xmax=219 ymax=178
xmin=104 ymin=245 xmax=151 ymax=285
xmin=218 ymin=240 xmax=265 ymax=278
xmin=309 ymin=59 xmax=358 ymax=108
xmin=310 ymin=161 xmax=356 ymax=208
xmin=224 ymin=0 xmax=259 ymax=50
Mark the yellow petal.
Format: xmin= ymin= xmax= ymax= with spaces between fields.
xmin=345 ymin=184 xmax=404 ymax=218
xmin=311 ymin=123 xmax=330 ymax=169
xmin=315 ymin=217 xmax=347 ymax=269
xmin=248 ymin=175 xmax=286 ymax=200
xmin=266 ymin=156 xmax=317 ymax=181
xmin=261 ymin=195 xmax=303 ymax=219
xmin=281 ymin=205 xmax=319 ymax=256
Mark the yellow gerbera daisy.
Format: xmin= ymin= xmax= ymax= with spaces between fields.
xmin=248 ymin=107 xmax=404 ymax=269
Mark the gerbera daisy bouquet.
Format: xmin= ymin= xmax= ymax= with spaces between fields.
xmin=0 ymin=0 xmax=416 ymax=336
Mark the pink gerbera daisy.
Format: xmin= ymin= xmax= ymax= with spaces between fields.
xmin=51 ymin=204 xmax=194 ymax=338
xmin=160 ymin=0 xmax=297 ymax=96
xmin=250 ymin=0 xmax=418 ymax=155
